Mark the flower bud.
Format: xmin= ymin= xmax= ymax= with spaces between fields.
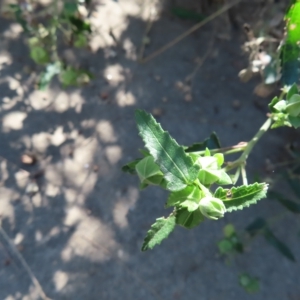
xmin=199 ymin=197 xmax=226 ymax=220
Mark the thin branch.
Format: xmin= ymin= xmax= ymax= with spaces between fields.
xmin=141 ymin=0 xmax=241 ymax=63
xmin=0 ymin=224 xmax=51 ymax=300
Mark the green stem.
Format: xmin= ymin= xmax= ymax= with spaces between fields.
xmin=225 ymin=118 xmax=272 ymax=172
xmin=240 ymin=164 xmax=248 ymax=186
xmin=190 ymin=144 xmax=247 ymax=156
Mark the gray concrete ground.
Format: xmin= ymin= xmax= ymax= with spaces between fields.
xmin=0 ymin=0 xmax=299 ymax=299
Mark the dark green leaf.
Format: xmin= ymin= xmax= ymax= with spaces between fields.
xmin=135 ymin=110 xmax=200 ymax=191
xmin=239 ymin=273 xmax=260 ymax=294
xmin=176 ymin=208 xmax=204 ymax=229
xmin=264 ymin=228 xmax=296 ymax=262
xmin=214 ymin=183 xmax=268 ymax=212
xmin=268 ymin=191 xmax=300 ymax=213
xmin=141 ymin=215 xmax=176 ymax=251
xmin=121 ymin=159 xmax=141 ymax=174
xmin=68 ymin=16 xmax=92 ymax=33
xmin=185 ymin=132 xmax=221 ymax=152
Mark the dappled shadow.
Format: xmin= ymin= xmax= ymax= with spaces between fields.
xmin=0 ymin=0 xmax=300 ymax=300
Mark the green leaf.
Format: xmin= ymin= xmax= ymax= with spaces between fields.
xmin=214 ymin=153 xmax=224 ymax=167
xmin=68 ymin=16 xmax=92 ymax=33
xmin=30 ymin=46 xmax=50 ymax=65
xmin=281 ymin=0 xmax=300 ymax=86
xmin=268 ymin=191 xmax=300 ymax=213
xmin=273 ymin=100 xmax=287 ymax=112
xmin=264 ymin=228 xmax=296 ymax=262
xmin=135 ymin=110 xmax=200 ymax=191
xmin=121 ymin=159 xmax=142 ymax=174
xmin=38 ymin=62 xmax=61 ymax=90
xmin=176 ymin=208 xmax=204 ymax=229
xmin=74 ymin=33 xmax=88 ymax=48
xmin=239 ymin=273 xmax=260 ymax=294
xmin=287 ymin=83 xmax=299 ymax=100
xmin=224 ymin=224 xmax=235 ymax=237
xmin=185 ymin=132 xmax=221 ymax=152
xmin=171 ymin=7 xmax=205 ymax=22
xmin=269 ymin=96 xmax=279 ymax=113
xmin=59 ymin=67 xmax=93 ymax=87
xmin=217 ymin=170 xmax=232 ymax=185
xmin=245 ymin=217 xmax=266 ymax=236
xmin=288 ymin=115 xmax=300 ymax=128
xmin=218 ymin=239 xmax=233 ymax=254
xmin=214 ymin=183 xmax=268 ymax=212
xmin=135 ymin=156 xmax=164 ymax=186
xmin=180 ymin=200 xmax=199 ymax=212
xmin=63 ymin=2 xmax=78 ymax=16
xmin=198 ymin=169 xmax=220 ymax=185
xmin=286 ymin=103 xmax=300 ymax=117
xmin=166 ymin=185 xmax=202 ymax=208
xmin=141 ymin=215 xmax=176 ymax=251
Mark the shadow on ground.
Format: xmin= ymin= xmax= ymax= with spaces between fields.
xmin=0 ymin=0 xmax=299 ymax=299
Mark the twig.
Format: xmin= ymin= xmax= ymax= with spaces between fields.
xmin=141 ymin=0 xmax=241 ymax=63
xmin=240 ymin=164 xmax=248 ymax=185
xmin=185 ymin=27 xmax=216 ymax=87
xmin=0 ymin=223 xmax=51 ymax=300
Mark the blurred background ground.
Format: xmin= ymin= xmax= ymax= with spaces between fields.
xmin=0 ymin=0 xmax=299 ymax=299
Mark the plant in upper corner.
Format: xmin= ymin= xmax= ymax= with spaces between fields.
xmin=122 ymin=1 xmax=300 ymax=252
xmin=4 ymin=0 xmax=93 ymax=90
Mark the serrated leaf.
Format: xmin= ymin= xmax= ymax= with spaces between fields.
xmin=214 ymin=153 xmax=224 ymax=167
xmin=185 ymin=132 xmax=221 ymax=152
xmin=175 ymin=207 xmax=204 ymax=229
xmin=264 ymin=228 xmax=296 ymax=262
xmin=281 ymin=1 xmax=300 ymax=86
xmin=135 ymin=110 xmax=200 ymax=191
xmin=141 ymin=215 xmax=176 ymax=251
xmin=268 ymin=190 xmax=300 ymax=213
xmin=121 ymin=159 xmax=142 ymax=174
xmin=214 ymin=183 xmax=268 ymax=212
xmin=166 ymin=185 xmax=202 ymax=208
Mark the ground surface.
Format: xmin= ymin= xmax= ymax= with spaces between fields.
xmin=0 ymin=0 xmax=299 ymax=299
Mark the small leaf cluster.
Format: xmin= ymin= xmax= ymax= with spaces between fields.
xmin=269 ymin=84 xmax=300 ymax=128
xmin=6 ymin=0 xmax=93 ymax=90
xmin=123 ymin=110 xmax=268 ymax=251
